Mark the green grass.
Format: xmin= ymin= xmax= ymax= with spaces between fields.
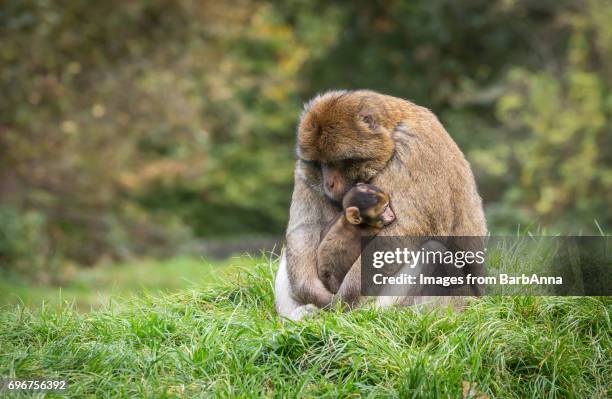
xmin=0 ymin=256 xmax=237 ymax=310
xmin=0 ymin=256 xmax=610 ymax=398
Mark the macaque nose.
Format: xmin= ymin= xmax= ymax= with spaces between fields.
xmin=327 ymin=180 xmax=335 ymax=190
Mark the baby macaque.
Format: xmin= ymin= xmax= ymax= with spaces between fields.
xmin=317 ymin=183 xmax=396 ymax=293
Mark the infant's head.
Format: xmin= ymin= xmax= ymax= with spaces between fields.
xmin=341 ymin=183 xmax=395 ymax=228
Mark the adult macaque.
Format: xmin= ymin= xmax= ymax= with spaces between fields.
xmin=317 ymin=183 xmax=395 ymax=294
xmin=275 ymin=90 xmax=486 ymax=320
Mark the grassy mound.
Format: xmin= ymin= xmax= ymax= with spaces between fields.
xmin=0 ymin=257 xmax=610 ymax=398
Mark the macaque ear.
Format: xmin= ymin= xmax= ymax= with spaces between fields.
xmin=363 ymin=114 xmax=375 ymax=128
xmin=359 ymin=112 xmax=377 ymax=130
xmin=357 ymin=101 xmax=378 ymax=130
xmin=345 ymin=206 xmax=362 ymax=225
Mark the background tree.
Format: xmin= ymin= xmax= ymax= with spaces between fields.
xmin=1 ymin=0 xmax=610 ymax=278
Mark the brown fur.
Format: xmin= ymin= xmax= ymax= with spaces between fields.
xmin=317 ymin=184 xmax=394 ymax=293
xmin=316 ymin=214 xmax=362 ymax=294
xmin=281 ymin=89 xmax=487 ymax=312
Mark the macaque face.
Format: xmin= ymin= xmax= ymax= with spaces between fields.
xmin=296 ymin=91 xmax=396 ymax=203
xmin=363 ymin=193 xmax=396 ymax=228
xmin=359 ymin=190 xmax=396 ymax=228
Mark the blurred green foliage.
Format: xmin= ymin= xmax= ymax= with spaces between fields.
xmin=1 ymin=0 xmax=610 ymax=275
xmin=0 ymin=256 xmax=236 ymax=309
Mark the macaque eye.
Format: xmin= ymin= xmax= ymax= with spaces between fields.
xmin=360 ymin=114 xmax=376 ymax=129
xmin=343 ymin=158 xmax=361 ymax=169
xmin=301 ymin=159 xmax=321 ymax=169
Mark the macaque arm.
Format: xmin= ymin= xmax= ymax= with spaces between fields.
xmin=333 ymin=256 xmax=362 ymax=308
xmin=316 ymin=224 xmax=349 ymax=294
xmin=285 ymin=172 xmax=335 ymax=308
xmin=315 ymin=214 xmax=339 ymax=280
xmin=334 ymin=217 xmax=427 ymax=308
